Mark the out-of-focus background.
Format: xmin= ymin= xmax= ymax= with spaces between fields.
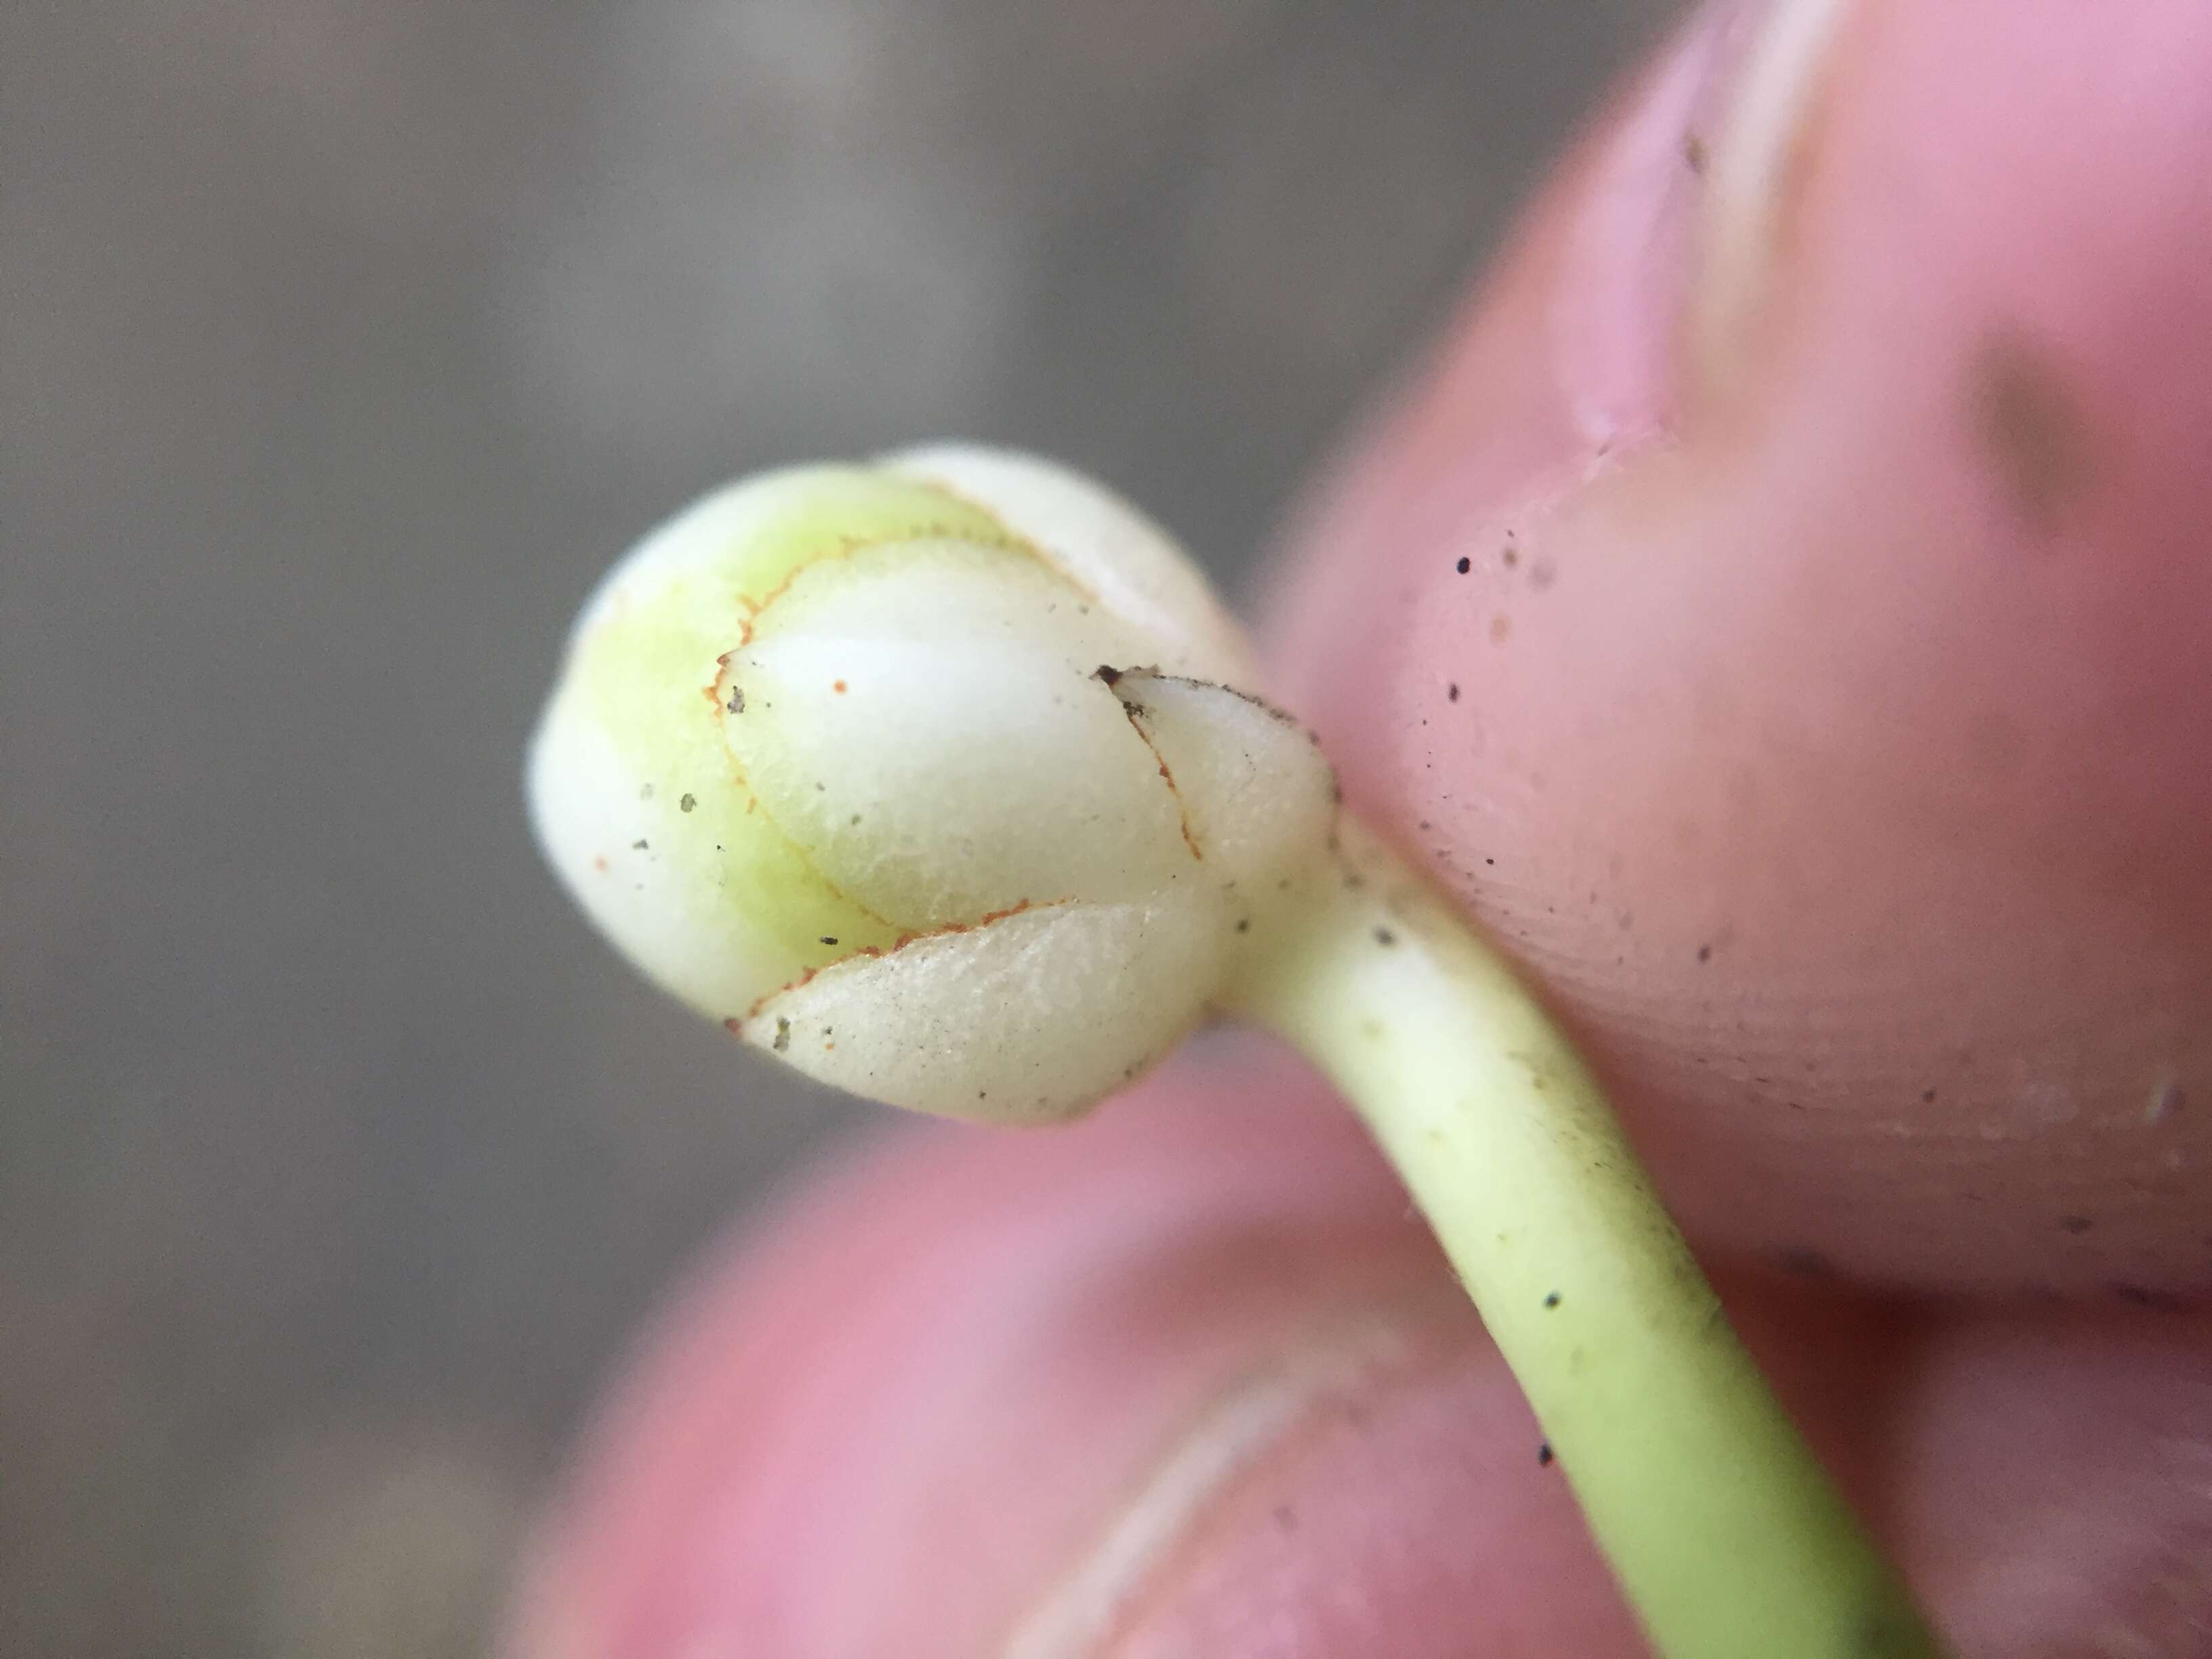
xmin=5 ymin=3 xmax=1669 ymax=1653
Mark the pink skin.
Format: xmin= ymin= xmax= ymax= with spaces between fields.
xmin=508 ymin=5 xmax=2212 ymax=1656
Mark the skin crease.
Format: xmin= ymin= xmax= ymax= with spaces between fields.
xmin=507 ymin=4 xmax=2212 ymax=1656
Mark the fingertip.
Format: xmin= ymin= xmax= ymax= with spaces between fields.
xmin=505 ymin=1046 xmax=2212 ymax=1659
xmin=1883 ymin=1302 xmax=2212 ymax=1654
xmin=504 ymin=1048 xmax=1434 ymax=1659
xmin=1262 ymin=0 xmax=2212 ymax=1296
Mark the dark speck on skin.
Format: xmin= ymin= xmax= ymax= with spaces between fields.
xmin=2059 ymin=1214 xmax=2094 ymax=1235
xmin=1696 ymin=943 xmax=1712 ymax=964
xmin=1542 ymin=1290 xmax=1561 ymax=1309
xmin=1454 ymin=556 xmax=1471 ymax=574
xmin=2110 ymin=1282 xmax=2188 ymax=1313
xmin=1921 ymin=1087 xmax=1938 ymax=1104
xmin=1681 ymin=129 xmax=1708 ymax=174
xmin=1536 ymin=1441 xmax=1554 ymax=1467
xmin=1447 ymin=682 xmax=1460 ymax=702
xmin=1775 ymin=1246 xmax=1837 ymax=1279
xmin=1970 ymin=329 xmax=2091 ymax=532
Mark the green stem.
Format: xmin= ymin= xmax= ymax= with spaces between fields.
xmin=1223 ymin=819 xmax=1944 ymax=1659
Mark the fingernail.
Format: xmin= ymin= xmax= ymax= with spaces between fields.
xmin=1265 ymin=1 xmax=1824 ymax=793
xmin=500 ymin=1066 xmax=1444 ymax=1659
xmin=1002 ymin=1313 xmax=1438 ymax=1659
xmin=1008 ymin=1299 xmax=1639 ymax=1659
xmin=1544 ymin=3 xmax=1737 ymax=451
xmin=1551 ymin=0 xmax=1867 ymax=445
xmin=1692 ymin=0 xmax=1857 ymax=395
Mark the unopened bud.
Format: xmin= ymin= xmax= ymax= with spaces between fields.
xmin=528 ymin=447 xmax=1333 ymax=1121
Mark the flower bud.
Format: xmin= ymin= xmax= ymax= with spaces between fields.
xmin=528 ymin=446 xmax=1334 ymax=1122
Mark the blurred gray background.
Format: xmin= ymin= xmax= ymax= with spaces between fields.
xmin=5 ymin=3 xmax=1668 ymax=1653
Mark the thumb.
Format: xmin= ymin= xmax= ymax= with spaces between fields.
xmin=1267 ymin=0 xmax=2212 ymax=1300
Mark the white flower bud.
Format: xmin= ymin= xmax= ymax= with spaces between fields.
xmin=528 ymin=454 xmax=1923 ymax=1654
xmin=528 ymin=447 xmax=1334 ymax=1122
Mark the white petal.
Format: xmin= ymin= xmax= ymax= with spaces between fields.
xmin=565 ymin=463 xmax=875 ymax=642
xmin=718 ymin=628 xmax=1200 ymax=928
xmin=566 ymin=461 xmax=1067 ymax=640
xmin=740 ymin=897 xmax=1227 ymax=1122
xmin=880 ymin=445 xmax=1256 ymax=682
xmin=1106 ymin=672 xmax=1338 ymax=893
xmin=529 ymin=466 xmax=1029 ymax=1012
xmin=527 ymin=676 xmax=898 ymax=1018
xmin=744 ymin=532 xmax=1151 ymax=665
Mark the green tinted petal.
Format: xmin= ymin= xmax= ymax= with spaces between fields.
xmin=533 ymin=466 xmax=1044 ymax=1013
